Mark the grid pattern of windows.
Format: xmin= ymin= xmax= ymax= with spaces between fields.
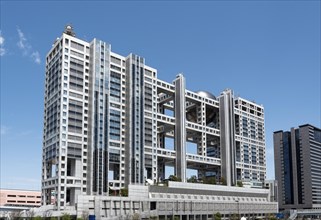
xmin=110 ymin=109 xmax=120 ymax=140
xmin=110 ymin=72 xmax=121 ymax=102
xmin=274 ymin=125 xmax=321 ymax=210
xmin=43 ymin=30 xmax=268 ymax=211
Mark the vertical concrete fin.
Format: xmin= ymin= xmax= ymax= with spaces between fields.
xmin=219 ymin=89 xmax=236 ymax=186
xmin=174 ymin=74 xmax=186 ymax=182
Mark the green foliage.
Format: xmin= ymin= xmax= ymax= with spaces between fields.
xmin=163 ymin=181 xmax=169 ymax=186
xmin=43 ymin=210 xmax=52 ymax=219
xmin=132 ymin=213 xmax=140 ymax=220
xmin=168 ymin=175 xmax=181 ymax=182
xmin=109 ymin=187 xmax=115 ymax=196
xmin=267 ymin=214 xmax=277 ymax=220
xmin=50 ymin=217 xmax=58 ymax=220
xmin=120 ymin=188 xmax=128 ymax=197
xmin=230 ymin=213 xmax=238 ymax=220
xmin=204 ymin=176 xmax=216 ymax=185
xmin=34 ymin=216 xmax=42 ymax=220
xmin=61 ymin=213 xmax=71 ymax=220
xmin=187 ymin=175 xmax=197 ymax=183
xmin=214 ymin=212 xmax=222 ymax=220
xmin=168 ymin=175 xmax=177 ymax=181
xmin=220 ymin=177 xmax=227 ymax=185
xmin=237 ymin=180 xmax=243 ymax=187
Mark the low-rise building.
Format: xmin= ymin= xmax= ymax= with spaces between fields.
xmin=0 ymin=189 xmax=41 ymax=217
xmin=75 ymin=182 xmax=278 ymax=219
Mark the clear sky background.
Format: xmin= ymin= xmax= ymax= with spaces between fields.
xmin=0 ymin=1 xmax=320 ymax=190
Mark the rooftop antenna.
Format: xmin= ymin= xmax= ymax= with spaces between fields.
xmin=64 ymin=24 xmax=76 ymax=37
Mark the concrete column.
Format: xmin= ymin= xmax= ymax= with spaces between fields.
xmin=157 ymin=157 xmax=166 ymax=182
xmin=219 ymin=89 xmax=236 ymax=186
xmin=196 ymin=103 xmax=206 ymax=157
xmin=94 ymin=197 xmax=101 ymax=219
xmin=174 ymin=74 xmax=186 ymax=182
xmin=290 ymin=128 xmax=299 ymax=206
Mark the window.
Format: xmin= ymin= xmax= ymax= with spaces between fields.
xmin=70 ymin=41 xmax=84 ymax=51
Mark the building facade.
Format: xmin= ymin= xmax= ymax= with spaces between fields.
xmin=264 ymin=180 xmax=278 ymax=202
xmin=42 ymin=26 xmax=267 ymax=210
xmin=77 ymin=182 xmax=277 ymax=220
xmin=274 ymin=124 xmax=321 ymax=210
xmin=0 ymin=189 xmax=41 ymax=211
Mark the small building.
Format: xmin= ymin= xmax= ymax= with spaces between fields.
xmin=0 ymin=189 xmax=41 ymax=216
xmin=75 ymin=182 xmax=278 ymax=219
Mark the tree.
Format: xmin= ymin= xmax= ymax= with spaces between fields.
xmin=230 ymin=213 xmax=238 ymax=220
xmin=27 ymin=210 xmax=36 ymax=219
xmin=237 ymin=181 xmax=243 ymax=187
xmin=267 ymin=214 xmax=277 ymax=220
xmin=109 ymin=187 xmax=115 ymax=196
xmin=187 ymin=175 xmax=197 ymax=183
xmin=61 ymin=213 xmax=71 ymax=220
xmin=220 ymin=177 xmax=227 ymax=185
xmin=120 ymin=188 xmax=128 ymax=197
xmin=168 ymin=175 xmax=181 ymax=182
xmin=204 ymin=176 xmax=216 ymax=185
xmin=214 ymin=212 xmax=222 ymax=220
xmin=43 ymin=210 xmax=52 ymax=220
xmin=9 ymin=210 xmax=22 ymax=220
xmin=132 ymin=213 xmax=140 ymax=220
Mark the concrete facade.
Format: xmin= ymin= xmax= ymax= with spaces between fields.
xmin=0 ymin=189 xmax=41 ymax=214
xmin=75 ymin=182 xmax=277 ymax=219
xmin=42 ymin=26 xmax=267 ymax=212
xmin=264 ymin=180 xmax=278 ymax=202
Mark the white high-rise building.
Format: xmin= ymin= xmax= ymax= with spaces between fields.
xmin=42 ymin=26 xmax=266 ymax=211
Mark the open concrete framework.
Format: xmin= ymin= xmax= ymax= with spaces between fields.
xmin=42 ymin=26 xmax=268 ymax=215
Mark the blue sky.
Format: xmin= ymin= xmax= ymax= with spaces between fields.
xmin=0 ymin=1 xmax=320 ymax=190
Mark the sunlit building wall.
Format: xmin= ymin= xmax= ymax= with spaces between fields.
xmin=42 ymin=26 xmax=266 ymax=210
